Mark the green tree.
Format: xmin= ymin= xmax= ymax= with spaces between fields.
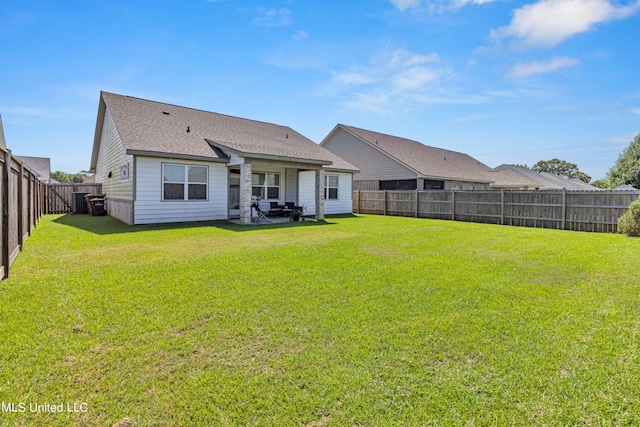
xmin=619 ymin=199 xmax=640 ymax=237
xmin=50 ymin=171 xmax=91 ymax=183
xmin=50 ymin=171 xmax=71 ymax=183
xmin=607 ymin=133 xmax=640 ymax=189
xmin=531 ymin=158 xmax=592 ymax=183
xmin=591 ymin=178 xmax=611 ymax=189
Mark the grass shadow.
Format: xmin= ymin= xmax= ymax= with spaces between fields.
xmin=52 ymin=214 xmax=338 ymax=235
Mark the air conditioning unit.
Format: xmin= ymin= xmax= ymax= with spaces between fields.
xmin=72 ymin=192 xmax=89 ymax=214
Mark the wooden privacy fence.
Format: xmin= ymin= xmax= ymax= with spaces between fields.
xmin=46 ymin=183 xmax=103 ymax=214
xmin=0 ymin=149 xmax=46 ymax=279
xmin=353 ymin=189 xmax=640 ymax=233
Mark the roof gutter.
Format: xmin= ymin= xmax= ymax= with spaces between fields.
xmin=206 ymin=139 xmax=332 ymax=166
xmin=418 ymin=174 xmax=493 ymax=184
xmin=126 ymin=149 xmax=230 ymax=163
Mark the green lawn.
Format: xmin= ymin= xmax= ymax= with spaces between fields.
xmin=1 ymin=214 xmax=639 ymax=426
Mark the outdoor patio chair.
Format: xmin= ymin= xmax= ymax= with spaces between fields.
xmin=269 ymin=202 xmax=285 ymax=217
xmin=285 ymin=202 xmax=303 ymax=210
xmin=255 ymin=201 xmax=272 ymax=224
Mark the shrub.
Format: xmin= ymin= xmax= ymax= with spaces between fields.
xmin=618 ymin=199 xmax=640 ymax=236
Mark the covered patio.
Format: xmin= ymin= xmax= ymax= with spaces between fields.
xmin=222 ymin=152 xmax=331 ymax=225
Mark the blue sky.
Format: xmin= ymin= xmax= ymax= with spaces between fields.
xmin=1 ymin=0 xmax=639 ymax=180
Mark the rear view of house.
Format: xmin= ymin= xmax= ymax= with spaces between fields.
xmin=89 ymin=92 xmax=357 ymax=225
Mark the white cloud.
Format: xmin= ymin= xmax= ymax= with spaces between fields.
xmin=602 ymin=132 xmax=639 ymax=144
xmin=389 ymin=0 xmax=422 ymax=11
xmin=322 ymin=49 xmax=457 ymax=112
xmin=252 ymin=8 xmax=292 ymax=27
xmin=393 ymin=67 xmax=443 ymax=90
xmin=344 ymin=91 xmax=392 ymax=113
xmin=389 ymin=0 xmax=498 ymax=12
xmin=492 ymin=0 xmax=640 ymax=47
xmin=333 ymin=71 xmax=375 ymax=85
xmin=388 ymin=51 xmax=440 ymax=68
xmin=450 ymin=0 xmax=499 ymax=7
xmin=507 ymin=56 xmax=579 ymax=77
xmin=293 ymin=30 xmax=309 ymax=41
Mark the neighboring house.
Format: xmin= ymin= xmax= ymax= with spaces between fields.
xmin=16 ymin=156 xmax=51 ymax=183
xmin=613 ymin=184 xmax=639 ymax=191
xmin=490 ymin=165 xmax=602 ymax=191
xmin=320 ymin=124 xmax=493 ymax=191
xmin=89 ymin=92 xmax=358 ymax=225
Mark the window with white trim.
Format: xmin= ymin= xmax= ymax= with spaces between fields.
xmin=162 ymin=163 xmax=208 ymax=201
xmin=325 ymin=174 xmax=339 ymax=200
xmin=252 ymin=173 xmax=280 ymax=199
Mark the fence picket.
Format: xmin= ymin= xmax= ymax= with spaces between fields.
xmin=0 ymin=150 xmax=47 ymax=279
xmin=45 ymin=183 xmax=103 ymax=214
xmin=354 ymin=189 xmax=639 ymax=233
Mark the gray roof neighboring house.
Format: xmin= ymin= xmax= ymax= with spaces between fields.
xmin=323 ymin=124 xmax=493 ymax=183
xmin=91 ymin=92 xmax=357 ymax=173
xmin=613 ymin=184 xmax=639 ymax=191
xmin=16 ymin=156 xmax=51 ymax=183
xmin=491 ymin=164 xmax=601 ymax=190
xmin=486 ymin=168 xmax=541 ymax=189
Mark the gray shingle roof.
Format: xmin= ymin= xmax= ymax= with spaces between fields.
xmin=16 ymin=156 xmax=51 ymax=182
xmin=339 ymin=125 xmax=493 ymax=183
xmin=486 ymin=168 xmax=541 ymax=188
xmin=95 ymin=92 xmax=357 ymax=171
xmin=492 ymin=164 xmax=601 ymax=190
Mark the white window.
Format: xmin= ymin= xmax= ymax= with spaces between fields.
xmin=162 ymin=163 xmax=208 ymax=201
xmin=325 ymin=174 xmax=339 ymax=200
xmin=252 ymin=173 xmax=280 ymax=199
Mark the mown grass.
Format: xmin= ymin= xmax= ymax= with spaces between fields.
xmin=1 ymin=214 xmax=639 ymax=426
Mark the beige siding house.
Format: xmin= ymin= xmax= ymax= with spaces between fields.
xmin=89 ymin=92 xmax=358 ymax=225
xmin=321 ymin=124 xmax=493 ymax=191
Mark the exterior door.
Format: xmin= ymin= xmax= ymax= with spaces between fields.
xmin=229 ymin=169 xmax=240 ymax=218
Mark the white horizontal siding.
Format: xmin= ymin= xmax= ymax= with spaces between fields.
xmin=95 ymin=107 xmax=134 ymax=200
xmin=298 ymin=171 xmax=316 ymax=215
xmin=324 ymin=172 xmax=353 ymax=214
xmin=133 ymin=156 xmax=228 ymax=224
xmin=322 ymin=128 xmax=416 ymax=181
xmin=298 ymin=171 xmax=353 ymax=215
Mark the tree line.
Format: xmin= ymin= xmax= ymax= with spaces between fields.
xmin=50 ymin=170 xmax=92 ymax=183
xmin=516 ymin=132 xmax=640 ymax=189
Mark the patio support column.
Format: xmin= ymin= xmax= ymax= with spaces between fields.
xmin=315 ymin=169 xmax=325 ymax=221
xmin=239 ymin=162 xmax=252 ymax=224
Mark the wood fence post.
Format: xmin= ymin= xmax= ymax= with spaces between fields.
xmin=41 ymin=182 xmax=45 ymax=217
xmin=17 ymin=163 xmax=24 ymax=249
xmin=383 ymin=191 xmax=387 ymax=216
xmin=561 ymin=189 xmax=567 ymax=230
xmin=27 ymin=174 xmax=32 ymax=234
xmin=500 ymin=189 xmax=505 ymax=225
xmin=2 ymin=150 xmax=11 ymax=279
xmin=451 ymin=189 xmax=456 ymax=221
xmin=415 ymin=190 xmax=419 ymax=218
